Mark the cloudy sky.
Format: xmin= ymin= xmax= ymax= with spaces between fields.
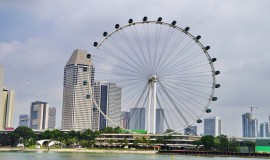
xmin=0 ymin=0 xmax=269 ymax=137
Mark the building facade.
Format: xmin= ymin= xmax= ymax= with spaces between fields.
xmin=1 ymin=88 xmax=14 ymax=129
xmin=121 ymin=111 xmax=130 ymax=129
xmin=0 ymin=65 xmax=15 ymax=130
xmin=48 ymin=107 xmax=56 ymax=129
xmin=62 ymin=49 xmax=95 ymax=130
xmin=0 ymin=65 xmax=3 ymax=127
xmin=156 ymin=108 xmax=164 ymax=134
xmin=29 ymin=101 xmax=49 ymax=130
xmin=19 ymin=114 xmax=29 ymax=127
xmin=204 ymin=116 xmax=221 ymax=136
xmin=93 ymin=81 xmax=122 ymax=130
xmin=242 ymin=112 xmax=258 ymax=137
xmin=259 ymin=122 xmax=269 ymax=137
xmin=129 ymin=108 xmax=145 ymax=130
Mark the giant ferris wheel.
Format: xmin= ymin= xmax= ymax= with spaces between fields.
xmin=87 ymin=17 xmax=220 ymax=134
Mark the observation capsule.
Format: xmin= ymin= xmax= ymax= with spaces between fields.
xmin=83 ymin=80 xmax=88 ymax=85
xmin=206 ymin=109 xmax=211 ymax=113
xmin=93 ymin=107 xmax=97 ymax=112
xmin=86 ymin=94 xmax=91 ymax=99
xmin=115 ymin=24 xmax=120 ymax=29
xmin=143 ymin=16 xmax=148 ymax=22
xmin=211 ymin=58 xmax=217 ymax=62
xmin=215 ymin=71 xmax=220 ymax=75
xmin=205 ymin=46 xmax=210 ymax=50
xmin=197 ymin=119 xmax=202 ymax=123
xmin=196 ymin=35 xmax=201 ymax=40
xmin=215 ymin=84 xmax=221 ymax=88
xmin=93 ymin=42 xmax=98 ymax=47
xmin=171 ymin=20 xmax=177 ymax=26
xmin=185 ymin=27 xmax=190 ymax=32
xmin=157 ymin=17 xmax=162 ymax=22
xmin=87 ymin=54 xmax=91 ymax=59
xmin=103 ymin=32 xmax=108 ymax=37
xmin=212 ymin=97 xmax=218 ymax=101
xmin=128 ymin=19 xmax=133 ymax=24
xmin=83 ymin=67 xmax=87 ymax=72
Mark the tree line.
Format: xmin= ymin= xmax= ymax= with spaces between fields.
xmin=192 ymin=135 xmax=255 ymax=153
xmin=0 ymin=126 xmax=121 ymax=148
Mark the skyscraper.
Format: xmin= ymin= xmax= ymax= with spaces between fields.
xmin=129 ymin=108 xmax=145 ymax=130
xmin=259 ymin=122 xmax=269 ymax=137
xmin=62 ymin=49 xmax=95 ymax=130
xmin=204 ymin=116 xmax=221 ymax=136
xmin=121 ymin=111 xmax=130 ymax=129
xmin=1 ymin=88 xmax=14 ymax=129
xmin=242 ymin=112 xmax=258 ymax=137
xmin=19 ymin=114 xmax=29 ymax=127
xmin=156 ymin=108 xmax=164 ymax=134
xmin=0 ymin=65 xmax=3 ymax=125
xmin=93 ymin=81 xmax=122 ymax=130
xmin=48 ymin=107 xmax=56 ymax=129
xmin=30 ymin=101 xmax=49 ymax=130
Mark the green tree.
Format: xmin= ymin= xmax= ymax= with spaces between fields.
xmin=216 ymin=135 xmax=229 ymax=152
xmin=192 ymin=139 xmax=202 ymax=149
xmin=229 ymin=138 xmax=240 ymax=152
xmin=13 ymin=126 xmax=36 ymax=146
xmin=42 ymin=130 xmax=52 ymax=139
xmin=201 ymin=135 xmax=215 ymax=150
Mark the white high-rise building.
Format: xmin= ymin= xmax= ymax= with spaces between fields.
xmin=93 ymin=81 xmax=122 ymax=130
xmin=0 ymin=65 xmax=3 ymax=125
xmin=30 ymin=101 xmax=49 ymax=130
xmin=1 ymin=88 xmax=14 ymax=129
xmin=0 ymin=66 xmax=15 ymax=130
xmin=260 ymin=122 xmax=269 ymax=137
xmin=62 ymin=49 xmax=95 ymax=130
xmin=204 ymin=116 xmax=221 ymax=136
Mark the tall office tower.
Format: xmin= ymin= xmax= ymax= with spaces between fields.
xmin=29 ymin=101 xmax=49 ymax=130
xmin=242 ymin=112 xmax=258 ymax=137
xmin=62 ymin=49 xmax=95 ymax=130
xmin=259 ymin=122 xmax=269 ymax=137
xmin=156 ymin=108 xmax=164 ymax=134
xmin=0 ymin=65 xmax=3 ymax=127
xmin=48 ymin=107 xmax=56 ymax=129
xmin=93 ymin=81 xmax=122 ymax=130
xmin=19 ymin=114 xmax=29 ymax=127
xmin=204 ymin=116 xmax=221 ymax=136
xmin=184 ymin=126 xmax=198 ymax=136
xmin=121 ymin=112 xmax=130 ymax=129
xmin=129 ymin=108 xmax=145 ymax=130
xmin=1 ymin=88 xmax=14 ymax=129
xmin=251 ymin=118 xmax=258 ymax=137
xmin=242 ymin=113 xmax=252 ymax=137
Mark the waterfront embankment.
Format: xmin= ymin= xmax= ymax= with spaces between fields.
xmin=0 ymin=147 xmax=157 ymax=154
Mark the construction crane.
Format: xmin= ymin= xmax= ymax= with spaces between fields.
xmin=249 ymin=107 xmax=259 ymax=115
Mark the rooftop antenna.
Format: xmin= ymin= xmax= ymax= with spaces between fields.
xmin=249 ymin=107 xmax=259 ymax=117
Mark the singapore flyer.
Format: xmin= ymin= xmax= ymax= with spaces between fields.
xmin=89 ymin=17 xmax=220 ymax=134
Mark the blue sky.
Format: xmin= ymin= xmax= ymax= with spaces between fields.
xmin=0 ymin=0 xmax=270 ymax=136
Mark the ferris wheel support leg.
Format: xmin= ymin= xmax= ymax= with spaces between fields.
xmin=152 ymin=75 xmax=157 ymax=134
xmin=147 ymin=85 xmax=152 ymax=133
